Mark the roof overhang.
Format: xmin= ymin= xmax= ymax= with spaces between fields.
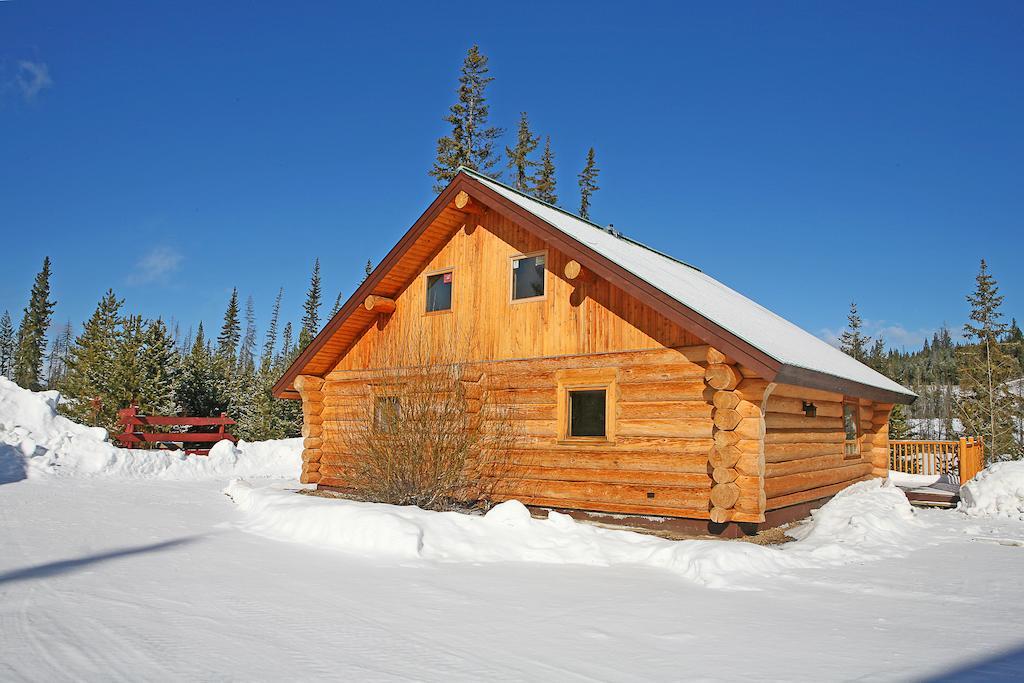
xmin=274 ymin=171 xmax=916 ymax=405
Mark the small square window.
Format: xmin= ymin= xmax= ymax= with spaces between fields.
xmin=426 ymin=271 xmax=452 ymax=312
xmin=843 ymin=402 xmax=859 ymax=456
xmin=569 ymin=389 xmax=606 ymax=437
xmin=512 ymin=254 xmax=546 ymax=300
xmin=374 ymin=396 xmax=401 ymax=430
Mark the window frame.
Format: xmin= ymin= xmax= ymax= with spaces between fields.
xmin=423 ymin=266 xmax=455 ymax=315
xmin=509 ymin=250 xmax=548 ymax=304
xmin=556 ymin=367 xmax=617 ymax=444
xmin=843 ymin=399 xmax=860 ymax=458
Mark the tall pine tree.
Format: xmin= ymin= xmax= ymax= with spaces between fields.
xmin=956 ymin=260 xmax=1022 ymax=460
xmin=505 ymin=112 xmax=539 ymax=192
xmin=59 ymin=290 xmax=124 ymax=427
xmin=216 ymin=288 xmax=241 ymax=363
xmin=533 ymin=136 xmax=558 ymax=205
xmin=45 ymin=321 xmax=73 ymax=389
xmin=299 ymin=258 xmax=322 ymax=350
xmin=0 ymin=310 xmax=16 ymax=379
xmin=839 ymin=302 xmax=871 ymax=363
xmin=176 ymin=322 xmax=222 ymax=417
xmin=429 ymin=45 xmax=504 ymax=191
xmin=13 ymin=257 xmax=56 ymax=390
xmin=577 ymin=148 xmax=600 ymax=220
xmin=261 ymin=288 xmax=283 ymax=370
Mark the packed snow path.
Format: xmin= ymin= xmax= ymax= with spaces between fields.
xmin=3 ymin=478 xmax=1024 ymax=681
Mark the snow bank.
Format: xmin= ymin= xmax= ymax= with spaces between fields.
xmin=225 ymin=478 xmax=923 ymax=587
xmin=0 ymin=377 xmax=301 ymax=481
xmin=960 ymin=461 xmax=1024 ymax=520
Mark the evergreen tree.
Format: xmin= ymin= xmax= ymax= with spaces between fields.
xmin=45 ymin=321 xmax=73 ymax=388
xmin=261 ymin=288 xmax=283 ymax=369
xmin=280 ymin=322 xmax=295 ymax=364
xmin=330 ymin=292 xmax=343 ymax=318
xmin=176 ymin=322 xmax=222 ymax=417
xmin=866 ymin=337 xmax=886 ymax=373
xmin=13 ymin=257 xmax=56 ymax=390
xmin=238 ymin=295 xmax=257 ymax=375
xmin=956 ymin=260 xmax=1022 ymax=460
xmin=139 ymin=318 xmax=178 ymax=416
xmin=505 ymin=112 xmax=539 ymax=192
xmin=577 ymin=147 xmax=600 ymax=220
xmin=112 ymin=314 xmax=147 ymax=409
xmin=363 ymin=259 xmax=373 ymax=282
xmin=216 ymin=288 xmax=241 ymax=363
xmin=59 ymin=290 xmax=124 ymax=427
xmin=0 ymin=310 xmax=15 ymax=379
xmin=299 ymin=258 xmax=322 ymax=350
xmin=839 ymin=302 xmax=871 ymax=363
xmin=889 ymin=404 xmax=913 ymax=440
xmin=533 ymin=136 xmax=558 ymax=205
xmin=429 ymin=45 xmax=504 ymax=191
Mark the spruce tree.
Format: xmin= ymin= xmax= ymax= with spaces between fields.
xmin=13 ymin=257 xmax=56 ymax=390
xmin=0 ymin=310 xmax=17 ymax=379
xmin=140 ymin=318 xmax=179 ymax=416
xmin=839 ymin=302 xmax=871 ymax=363
xmin=330 ymin=292 xmax=343 ymax=318
xmin=533 ymin=136 xmax=558 ymax=205
xmin=45 ymin=321 xmax=74 ymax=389
xmin=261 ymin=288 xmax=283 ymax=370
xmin=238 ymin=295 xmax=257 ymax=375
xmin=176 ymin=322 xmax=222 ymax=417
xmin=59 ymin=290 xmax=124 ymax=427
xmin=299 ymin=258 xmax=321 ymax=350
xmin=112 ymin=314 xmax=147 ymax=409
xmin=363 ymin=259 xmax=373 ymax=282
xmin=280 ymin=322 xmax=295 ymax=364
xmin=956 ymin=260 xmax=1022 ymax=460
xmin=577 ymin=147 xmax=600 ymax=220
xmin=429 ymin=45 xmax=504 ymax=191
xmin=505 ymin=112 xmax=539 ymax=192
xmin=216 ymin=288 xmax=241 ymax=363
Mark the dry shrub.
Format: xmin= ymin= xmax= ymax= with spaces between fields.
xmin=339 ymin=329 xmax=516 ymax=511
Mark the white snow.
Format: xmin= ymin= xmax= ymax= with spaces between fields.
xmin=960 ymin=461 xmax=1024 ymax=520
xmin=470 ymin=170 xmax=914 ymax=399
xmin=2 ymin=379 xmax=1024 ymax=680
xmin=224 ymin=478 xmax=921 ymax=587
xmin=0 ymin=376 xmax=301 ymax=481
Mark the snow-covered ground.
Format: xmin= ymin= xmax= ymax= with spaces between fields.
xmin=3 ymin=379 xmax=1024 ymax=680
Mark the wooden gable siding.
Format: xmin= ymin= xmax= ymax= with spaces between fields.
xmin=330 ymin=210 xmax=703 ymax=371
xmin=761 ymin=383 xmax=891 ymax=511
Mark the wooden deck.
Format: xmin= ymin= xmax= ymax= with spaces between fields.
xmin=898 ymin=483 xmax=960 ymax=508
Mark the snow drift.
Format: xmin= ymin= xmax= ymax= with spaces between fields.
xmin=225 ymin=478 xmax=923 ymax=587
xmin=0 ymin=377 xmax=301 ymax=481
xmin=960 ymin=461 xmax=1024 ymax=520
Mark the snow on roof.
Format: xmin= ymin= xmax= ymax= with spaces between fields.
xmin=465 ymin=169 xmax=914 ymax=399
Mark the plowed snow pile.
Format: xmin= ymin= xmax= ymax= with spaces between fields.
xmin=225 ymin=477 xmax=922 ymax=587
xmin=960 ymin=461 xmax=1024 ymax=520
xmin=0 ymin=377 xmax=300 ymax=481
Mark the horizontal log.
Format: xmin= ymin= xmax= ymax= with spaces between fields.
xmin=618 ymin=363 xmax=706 ymax=383
xmin=765 ymin=453 xmax=847 ymax=479
xmin=498 ymin=404 xmax=555 ymax=421
xmin=705 ymin=364 xmax=740 ymax=390
xmin=564 ymin=259 xmax=583 ymax=280
xmin=304 ymin=437 xmax=323 ymax=450
xmin=618 ymin=381 xmax=706 ymax=402
xmin=711 ymin=466 xmax=737 ymax=484
xmin=318 ymin=452 xmax=354 ymax=467
xmin=491 ymin=480 xmax=711 ymax=511
xmin=709 ymin=445 xmax=740 ymax=469
xmin=294 ymin=375 xmax=325 ymax=394
xmin=301 ymin=448 xmax=321 ymax=463
xmin=763 ymin=462 xmax=873 ymax=499
xmin=498 ymin=495 xmax=718 ymax=520
xmin=764 ymin=442 xmax=842 ymax=463
xmin=486 ymin=388 xmax=558 ymax=404
xmin=494 ymin=464 xmax=711 ymax=488
xmin=714 ymin=429 xmax=741 ymax=448
xmin=709 ymin=506 xmax=732 ymax=524
xmin=732 ymin=417 xmax=764 ymax=440
xmin=706 ymin=347 xmax=731 ymax=365
xmin=616 ymin=401 xmax=712 ymax=420
xmin=735 ymin=379 xmax=771 ymax=403
xmin=712 ymin=390 xmax=740 ymax=411
xmin=503 ymin=449 xmax=712 ymax=473
xmin=616 ymin=418 xmax=713 ymax=439
xmin=765 ymin=413 xmax=844 ymax=430
xmin=299 ymin=470 xmax=321 ymax=485
xmin=765 ymin=430 xmax=845 ymax=444
xmin=508 ymin=435 xmax=714 ymax=454
xmin=301 ymin=424 xmax=323 ymax=438
xmin=766 ymin=476 xmax=875 ymax=511
xmin=734 ymin=452 xmax=764 ymax=478
xmin=764 ymin=395 xmax=843 ymax=418
xmin=482 ymin=372 xmax=557 ymax=390
xmin=733 ymin=487 xmax=767 ymax=515
xmin=770 ymin=383 xmax=844 ymax=404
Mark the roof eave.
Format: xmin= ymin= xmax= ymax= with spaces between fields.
xmin=774 ymin=364 xmax=917 ymax=405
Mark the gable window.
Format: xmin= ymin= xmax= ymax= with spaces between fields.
xmin=425 ymin=270 xmax=453 ymax=313
xmin=511 ymin=252 xmax=546 ymax=301
xmin=569 ymin=389 xmax=606 ymax=437
xmin=374 ymin=396 xmax=401 ymax=430
xmin=843 ymin=401 xmax=859 ymax=457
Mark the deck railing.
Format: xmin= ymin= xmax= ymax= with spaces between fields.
xmin=889 ymin=437 xmax=985 ymax=484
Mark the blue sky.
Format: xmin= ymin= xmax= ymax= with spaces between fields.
xmin=2 ymin=1 xmax=1022 ymax=352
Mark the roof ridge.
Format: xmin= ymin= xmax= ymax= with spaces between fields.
xmin=456 ymin=166 xmax=701 ymax=273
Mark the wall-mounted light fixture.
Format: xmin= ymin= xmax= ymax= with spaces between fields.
xmin=803 ymin=401 xmax=817 ymax=418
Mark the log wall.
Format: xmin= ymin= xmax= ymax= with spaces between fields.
xmin=762 ymin=383 xmax=891 ymax=511
xmin=314 ymin=345 xmax=765 ymax=523
xmin=295 ymin=374 xmax=325 ymax=485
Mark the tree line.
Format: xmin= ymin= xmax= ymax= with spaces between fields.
xmin=838 ymin=260 xmax=1024 ymax=460
xmin=0 ymin=257 xmax=338 ymax=441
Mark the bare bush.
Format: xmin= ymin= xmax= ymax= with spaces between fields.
xmin=338 ymin=329 xmax=516 ymax=511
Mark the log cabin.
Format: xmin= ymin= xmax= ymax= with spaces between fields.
xmin=274 ymin=167 xmax=916 ymax=534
